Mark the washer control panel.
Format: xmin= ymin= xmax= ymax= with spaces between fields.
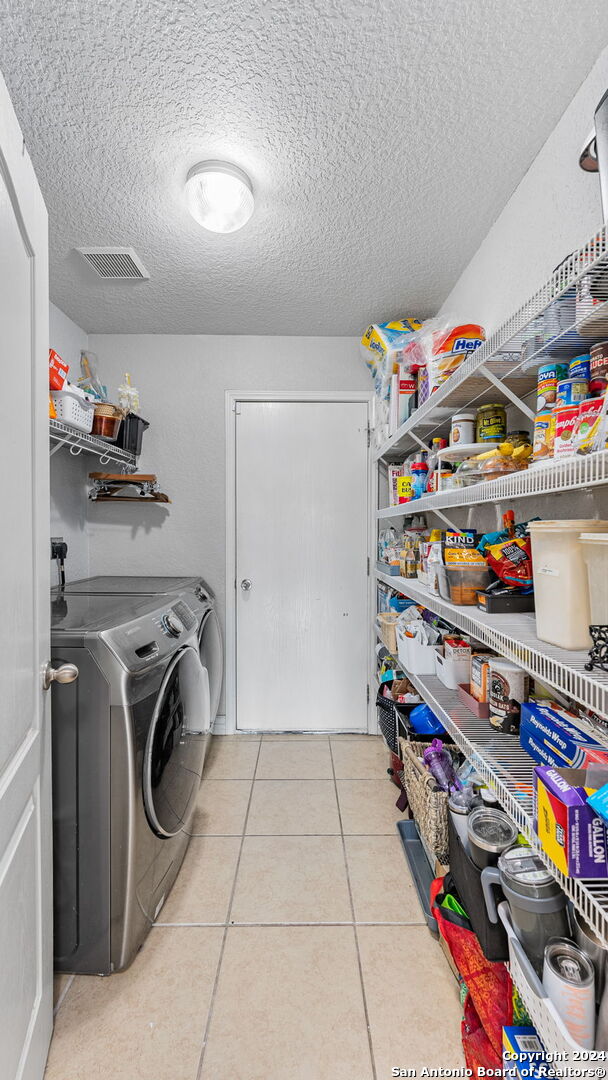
xmin=161 ymin=611 xmax=184 ymax=638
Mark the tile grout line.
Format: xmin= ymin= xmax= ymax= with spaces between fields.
xmin=195 ymin=739 xmax=263 ymax=1080
xmin=328 ymin=741 xmax=378 ymax=1080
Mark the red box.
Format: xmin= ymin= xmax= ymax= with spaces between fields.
xmin=49 ymin=348 xmax=69 ymax=391
xmin=458 ymin=683 xmax=490 ymax=719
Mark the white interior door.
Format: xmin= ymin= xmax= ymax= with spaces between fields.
xmin=235 ymin=399 xmax=369 ymax=732
xmin=0 ymin=71 xmax=53 ymax=1079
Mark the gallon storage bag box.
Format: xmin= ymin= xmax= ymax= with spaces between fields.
xmin=527 ymin=520 xmax=608 ymax=650
xmin=534 ymin=765 xmax=608 ymax=877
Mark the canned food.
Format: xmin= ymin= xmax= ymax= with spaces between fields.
xmin=537 ymin=362 xmax=568 ymax=411
xmin=476 ymin=403 xmax=506 ymax=442
xmin=556 ymin=378 xmax=589 ymax=406
xmin=554 ymin=404 xmax=579 ymax=457
xmin=532 ymin=412 xmax=556 ymax=460
xmin=569 ymin=354 xmax=591 ymax=381
xmin=591 ymin=340 xmax=608 ymax=367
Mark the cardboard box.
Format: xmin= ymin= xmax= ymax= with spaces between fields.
xmin=503 ymin=1026 xmax=548 ymax=1080
xmin=470 ymin=652 xmax=491 ymax=703
xmin=520 ymin=727 xmax=563 ymax=768
xmin=443 ymin=637 xmax=471 ymax=661
xmin=534 ymin=765 xmax=608 ymax=877
xmin=522 ymin=702 xmax=608 ymax=769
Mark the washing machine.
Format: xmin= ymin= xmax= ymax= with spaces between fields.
xmin=50 ymin=591 xmax=210 ymax=974
xmin=54 ymin=575 xmax=223 ymax=724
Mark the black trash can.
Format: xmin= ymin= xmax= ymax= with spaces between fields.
xmin=115 ymin=414 xmax=149 ymax=456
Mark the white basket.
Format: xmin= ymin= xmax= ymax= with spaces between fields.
xmin=434 ymin=650 xmax=471 ymax=690
xmin=51 ymin=388 xmax=95 ymax=433
xmin=498 ymin=903 xmax=585 ymax=1055
xmin=396 ymin=624 xmax=440 ymax=675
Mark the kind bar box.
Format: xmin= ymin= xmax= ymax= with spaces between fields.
xmin=521 ymin=702 xmax=608 ymax=768
xmin=534 ymin=765 xmax=608 ymax=877
xmin=503 ymin=1026 xmax=548 ymax=1080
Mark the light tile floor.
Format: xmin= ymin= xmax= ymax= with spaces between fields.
xmin=46 ymin=735 xmax=464 ymax=1080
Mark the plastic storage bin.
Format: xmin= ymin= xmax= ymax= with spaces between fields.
xmin=435 ymin=650 xmax=470 ymax=690
xmin=527 ymin=520 xmax=608 ymax=650
xmin=115 ymin=413 xmax=149 ymax=456
xmin=50 ymin=387 xmax=96 ymax=433
xmin=397 ymin=624 xmax=439 ymax=675
xmin=447 ymin=815 xmax=508 ymax=962
xmin=438 ymin=564 xmax=490 ymax=606
xmin=580 ymin=532 xmax=608 ymax=625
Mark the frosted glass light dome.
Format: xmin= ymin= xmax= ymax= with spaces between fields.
xmin=185 ymin=161 xmax=254 ymax=234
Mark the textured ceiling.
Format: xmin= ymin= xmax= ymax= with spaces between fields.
xmin=1 ymin=0 xmax=608 ymax=334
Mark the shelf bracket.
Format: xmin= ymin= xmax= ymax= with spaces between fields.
xmin=408 ymin=430 xmax=429 ymax=452
xmin=479 ymin=363 xmax=535 ymax=421
xmin=431 ymin=508 xmax=466 ymax=534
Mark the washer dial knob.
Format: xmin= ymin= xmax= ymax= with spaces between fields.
xmin=162 ymin=611 xmax=184 ymax=638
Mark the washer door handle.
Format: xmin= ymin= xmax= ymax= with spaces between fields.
xmin=240 ymin=579 xmax=252 ymax=592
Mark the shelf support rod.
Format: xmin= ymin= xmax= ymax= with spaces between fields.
xmin=479 ymin=364 xmax=536 ymax=421
xmin=408 ymin=430 xmax=429 ymax=452
xmin=431 ymin=508 xmax=466 ymax=534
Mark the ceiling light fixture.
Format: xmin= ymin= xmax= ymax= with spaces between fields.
xmin=185 ymin=160 xmax=254 ymax=234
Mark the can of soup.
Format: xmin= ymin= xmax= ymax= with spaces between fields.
xmin=556 ymin=378 xmax=589 ymax=406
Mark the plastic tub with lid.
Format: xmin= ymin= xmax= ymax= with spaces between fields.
xmin=580 ymin=532 xmax=608 ymax=626
xmin=527 ymin=520 xmax=608 ymax=650
xmin=438 ymin=563 xmax=490 ymax=606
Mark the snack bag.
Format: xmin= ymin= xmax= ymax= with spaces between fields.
xmin=483 ymin=512 xmax=533 ymax=589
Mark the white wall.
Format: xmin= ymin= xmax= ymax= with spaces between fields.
xmin=85 ymin=333 xmax=370 ymax=715
xmin=49 ymin=303 xmax=90 ymax=581
xmin=440 ymin=45 xmax=608 ymax=334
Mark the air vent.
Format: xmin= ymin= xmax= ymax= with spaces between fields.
xmin=77 ymin=247 xmax=150 ymax=280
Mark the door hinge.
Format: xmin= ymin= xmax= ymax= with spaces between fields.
xmin=366 ymin=684 xmax=370 ymax=704
xmin=232 ymin=401 xmax=241 ymax=414
xmin=367 ymin=556 xmax=370 ymax=576
xmin=366 ymin=425 xmax=371 ymax=448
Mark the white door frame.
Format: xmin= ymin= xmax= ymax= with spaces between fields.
xmin=225 ymin=390 xmax=377 ymax=736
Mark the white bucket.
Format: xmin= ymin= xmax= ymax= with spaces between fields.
xmin=580 ymin=533 xmax=608 ymax=626
xmin=527 ymin=520 xmax=608 ymax=651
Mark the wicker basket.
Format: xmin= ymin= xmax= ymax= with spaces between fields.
xmin=399 ymin=736 xmax=459 ymax=866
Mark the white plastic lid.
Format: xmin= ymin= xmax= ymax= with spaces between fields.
xmin=580 ymin=533 xmax=608 ymax=544
xmin=527 ymin=519 xmax=608 ymax=532
xmin=453 ymin=412 xmax=475 ymax=421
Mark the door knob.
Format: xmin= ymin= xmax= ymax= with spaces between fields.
xmin=43 ymin=662 xmax=79 ymax=691
xmin=240 ymin=579 xmax=252 ymax=592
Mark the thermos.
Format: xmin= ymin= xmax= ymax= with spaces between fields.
xmin=543 ymin=938 xmax=595 ymax=1050
xmin=482 ymin=845 xmax=570 ymax=975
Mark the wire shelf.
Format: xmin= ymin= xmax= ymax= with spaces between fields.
xmin=377 ymin=449 xmax=608 ymax=518
xmin=376 ymin=571 xmax=608 ymax=723
xmin=375 ymin=226 xmax=608 ymax=461
xmin=404 ymin=667 xmax=608 ymax=947
xmin=49 ymin=419 xmax=137 ymax=471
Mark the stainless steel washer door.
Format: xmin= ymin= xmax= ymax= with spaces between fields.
xmin=143 ymin=646 xmax=210 ymax=838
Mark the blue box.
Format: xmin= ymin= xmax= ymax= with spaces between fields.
xmin=520 ymin=702 xmax=608 ymax=769
xmin=503 ymin=1026 xmax=548 ymax=1080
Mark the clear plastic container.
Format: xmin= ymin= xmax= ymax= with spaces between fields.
xmin=527 ymin=520 xmax=608 ymax=650
xmin=438 ymin=564 xmax=490 ymax=606
xmin=580 ymin=533 xmax=608 ymax=625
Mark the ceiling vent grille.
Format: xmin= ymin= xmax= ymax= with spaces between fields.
xmin=77 ymin=247 xmax=150 ymax=280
